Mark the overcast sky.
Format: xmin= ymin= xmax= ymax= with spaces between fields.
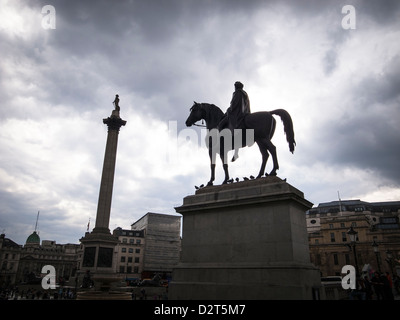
xmin=1 ymin=0 xmax=399 ymax=245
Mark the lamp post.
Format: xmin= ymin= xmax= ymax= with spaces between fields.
xmin=347 ymin=226 xmax=360 ymax=277
xmin=386 ymin=250 xmax=394 ymax=277
xmin=372 ymin=240 xmax=381 ymax=273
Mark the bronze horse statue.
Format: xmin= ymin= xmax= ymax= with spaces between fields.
xmin=185 ymin=102 xmax=295 ymax=186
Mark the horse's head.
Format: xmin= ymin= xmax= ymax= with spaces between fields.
xmin=185 ymin=101 xmax=204 ymax=127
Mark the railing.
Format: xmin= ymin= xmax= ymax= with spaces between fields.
xmin=320 ymin=283 xmax=349 ymax=300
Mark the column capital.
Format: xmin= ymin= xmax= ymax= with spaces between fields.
xmin=103 ymin=113 xmax=127 ymax=132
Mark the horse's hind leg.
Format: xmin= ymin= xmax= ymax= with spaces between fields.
xmin=256 ymin=140 xmax=269 ymax=179
xmin=266 ymin=140 xmax=279 ymax=176
xmin=220 ymin=150 xmax=230 ymax=184
xmin=207 ymin=143 xmax=216 ymax=186
xmin=208 ymin=163 xmax=215 ymax=186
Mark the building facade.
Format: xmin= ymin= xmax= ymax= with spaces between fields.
xmin=112 ymin=227 xmax=145 ymax=281
xmin=307 ymin=200 xmax=400 ymax=277
xmin=0 ymin=231 xmax=80 ymax=288
xmin=0 ymin=234 xmax=21 ymax=287
xmin=130 ymin=212 xmax=181 ymax=279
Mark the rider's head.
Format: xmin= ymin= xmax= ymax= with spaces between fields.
xmin=234 ymin=81 xmax=244 ymax=90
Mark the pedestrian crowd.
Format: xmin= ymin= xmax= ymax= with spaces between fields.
xmin=0 ymin=286 xmax=76 ymax=300
xmin=349 ymin=271 xmax=399 ymax=300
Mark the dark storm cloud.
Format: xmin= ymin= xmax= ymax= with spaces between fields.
xmin=357 ymin=0 xmax=400 ymax=25
xmin=310 ymin=54 xmax=400 ymax=184
xmin=31 ymin=0 xmax=268 ymax=123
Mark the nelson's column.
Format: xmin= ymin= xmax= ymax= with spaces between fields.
xmin=79 ymin=96 xmax=126 ymax=289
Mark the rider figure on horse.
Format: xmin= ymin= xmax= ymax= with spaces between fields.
xmin=218 ymin=81 xmax=251 ymax=161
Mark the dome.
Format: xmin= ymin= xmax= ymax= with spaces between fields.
xmin=26 ymin=231 xmax=40 ymax=245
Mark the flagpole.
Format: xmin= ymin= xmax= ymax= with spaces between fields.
xmin=34 ymin=211 xmax=40 ymax=232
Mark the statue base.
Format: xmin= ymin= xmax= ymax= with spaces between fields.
xmin=79 ymin=230 xmax=122 ymax=292
xmin=169 ymin=176 xmax=321 ymax=300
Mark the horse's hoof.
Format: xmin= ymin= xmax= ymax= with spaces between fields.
xmin=231 ymin=155 xmax=238 ymax=162
xmin=269 ymin=171 xmax=277 ymax=176
xmin=206 ymin=181 xmax=213 ymax=187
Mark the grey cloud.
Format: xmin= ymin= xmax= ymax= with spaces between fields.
xmin=322 ymin=49 xmax=338 ymax=76
xmin=308 ymin=55 xmax=400 ymax=184
xmin=356 ymin=0 xmax=400 ymax=25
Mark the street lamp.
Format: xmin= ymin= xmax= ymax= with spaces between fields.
xmin=347 ymin=226 xmax=359 ymax=276
xmin=372 ymin=240 xmax=381 ymax=273
xmin=386 ymin=250 xmax=394 ymax=277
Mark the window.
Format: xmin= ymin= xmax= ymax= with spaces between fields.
xmin=378 ymin=224 xmax=399 ymax=230
xmin=340 ymin=223 xmax=345 ymax=228
xmin=134 ymin=266 xmax=139 ymax=273
xmin=380 ymin=217 xmax=399 ymax=224
xmin=333 ymin=253 xmax=339 ymax=265
xmin=316 ymin=254 xmax=321 ymax=265
xmin=330 ymin=233 xmax=336 ymax=242
xmin=129 ymin=248 xmax=133 ymax=253
xmin=342 ymin=232 xmax=347 ymax=242
xmin=121 ymin=247 xmax=126 ymax=253
xmin=136 ymin=239 xmax=141 ymax=244
xmin=122 ymin=238 xmax=127 ymax=243
xmin=119 ymin=266 xmax=125 ymax=273
xmin=345 ymin=253 xmax=350 ymax=265
xmin=121 ymin=256 xmax=126 ymax=263
xmin=315 ymin=239 xmax=319 ymax=244
xmin=128 ymin=257 xmax=132 ymax=263
xmin=329 ymin=224 xmax=334 ymax=229
xmin=135 ymin=257 xmax=140 ymax=263
xmin=135 ymin=249 xmax=140 ymax=254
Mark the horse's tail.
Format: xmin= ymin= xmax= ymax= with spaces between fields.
xmin=270 ymin=109 xmax=296 ymax=153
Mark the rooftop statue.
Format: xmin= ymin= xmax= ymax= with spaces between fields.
xmin=185 ymin=82 xmax=295 ymax=186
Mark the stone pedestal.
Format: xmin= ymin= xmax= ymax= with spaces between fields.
xmin=169 ymin=176 xmax=321 ymax=300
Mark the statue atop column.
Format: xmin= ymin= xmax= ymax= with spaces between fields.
xmin=113 ymin=94 xmax=120 ymax=111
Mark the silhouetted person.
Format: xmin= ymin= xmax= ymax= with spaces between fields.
xmin=371 ymin=272 xmax=384 ymax=300
xmin=219 ymin=81 xmax=251 ymax=161
xmin=381 ymin=272 xmax=394 ymax=300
